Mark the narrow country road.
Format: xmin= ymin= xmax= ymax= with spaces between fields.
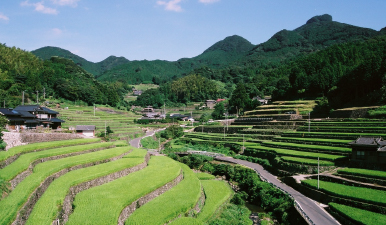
xmin=129 ymin=129 xmax=165 ymax=148
xmin=215 ymin=157 xmax=340 ymax=225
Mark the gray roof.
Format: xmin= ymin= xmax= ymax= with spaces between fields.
xmin=76 ymin=125 xmax=96 ymax=131
xmin=0 ymin=108 xmax=19 ymax=116
xmin=349 ymin=137 xmax=386 ymax=147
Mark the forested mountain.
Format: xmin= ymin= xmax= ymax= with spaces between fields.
xmin=0 ymin=44 xmax=127 ymax=108
xmin=32 ymin=14 xmax=383 ymax=87
xmin=32 ymin=46 xmax=129 ymax=76
xmin=269 ymin=35 xmax=386 ymax=108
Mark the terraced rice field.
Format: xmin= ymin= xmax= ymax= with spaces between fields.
xmin=0 ymin=135 xmax=233 ymax=224
xmin=57 ymin=106 xmax=144 ymax=140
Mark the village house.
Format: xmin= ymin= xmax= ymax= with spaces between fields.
xmin=0 ymin=105 xmax=65 ymax=130
xmin=349 ymin=137 xmax=386 ymax=168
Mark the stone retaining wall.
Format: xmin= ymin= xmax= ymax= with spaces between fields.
xmin=2 ymin=132 xmax=81 ymax=151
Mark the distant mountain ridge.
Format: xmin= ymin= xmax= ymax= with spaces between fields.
xmin=31 ymin=14 xmax=384 ymax=84
xmin=31 ymin=47 xmax=129 ymax=76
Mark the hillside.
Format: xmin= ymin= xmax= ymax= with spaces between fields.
xmin=0 ymin=43 xmax=127 ymax=108
xmin=31 ymin=46 xmax=129 ymax=76
xmin=31 ymin=14 xmax=383 ymax=86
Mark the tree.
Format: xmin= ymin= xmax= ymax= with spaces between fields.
xmin=228 ymin=82 xmax=259 ymax=114
xmin=211 ymin=102 xmax=225 ymax=119
xmin=0 ymin=115 xmax=7 ymax=150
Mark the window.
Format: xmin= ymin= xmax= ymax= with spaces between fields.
xmin=356 ymin=151 xmax=365 ymax=159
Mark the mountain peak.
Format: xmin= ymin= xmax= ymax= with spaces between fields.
xmin=306 ymin=14 xmax=332 ymax=24
xmin=203 ymin=35 xmax=254 ymax=54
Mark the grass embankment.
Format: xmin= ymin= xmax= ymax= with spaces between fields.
xmin=337 ymin=168 xmax=386 ymax=181
xmin=0 ymin=146 xmax=132 ymax=225
xmin=302 ymin=179 xmax=386 ymax=206
xmin=329 ymin=202 xmax=386 ymax=225
xmin=0 ymin=138 xmax=101 ymax=162
xmin=196 ymin=173 xmax=215 ymax=180
xmin=26 ymin=148 xmax=147 ymax=225
xmin=0 ymin=141 xmax=119 ymax=181
xmin=67 ymin=156 xmax=181 ymax=225
xmin=125 ymin=163 xmax=201 ymax=225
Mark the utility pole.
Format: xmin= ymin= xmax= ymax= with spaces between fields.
xmin=226 ymin=112 xmax=228 ymax=131
xmin=22 ymin=91 xmax=25 ymax=105
xmin=43 ymin=88 xmax=46 ymax=99
xmin=318 ymin=157 xmax=320 ymax=189
xmin=94 ymin=104 xmax=95 ymax=116
xmin=36 ymin=91 xmax=39 ymax=104
xmin=243 ymin=134 xmax=245 ymax=152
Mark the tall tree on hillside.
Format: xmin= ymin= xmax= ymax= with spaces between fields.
xmin=228 ymin=83 xmax=260 ymax=114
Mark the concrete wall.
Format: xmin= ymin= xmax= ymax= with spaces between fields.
xmin=2 ymin=132 xmax=81 ymax=151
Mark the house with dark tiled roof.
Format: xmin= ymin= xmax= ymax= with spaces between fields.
xmin=349 ymin=137 xmax=386 ymax=167
xmin=0 ymin=105 xmax=65 ymax=130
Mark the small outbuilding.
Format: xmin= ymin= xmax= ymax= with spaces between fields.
xmin=76 ymin=125 xmax=96 ymax=137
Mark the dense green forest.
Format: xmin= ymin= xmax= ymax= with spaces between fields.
xmin=2 ymin=14 xmax=385 ymax=111
xmin=0 ymin=44 xmax=127 ymax=108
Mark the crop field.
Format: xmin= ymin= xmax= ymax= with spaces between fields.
xmin=302 ymin=179 xmax=386 ymax=206
xmin=26 ymin=148 xmax=146 ymax=225
xmin=196 ymin=180 xmax=232 ymax=222
xmin=0 ymin=141 xmax=118 ymax=181
xmin=57 ymin=105 xmax=143 ymax=141
xmin=126 ymin=163 xmax=201 ymax=225
xmin=329 ymin=203 xmax=386 ymax=224
xmin=337 ymin=168 xmax=386 ymax=181
xmin=0 ymin=130 xmax=240 ymax=225
xmin=261 ymin=142 xmax=351 ymax=154
xmin=281 ymin=156 xmax=335 ymax=166
xmin=247 ymin=145 xmax=346 ymax=161
xmin=0 ymin=143 xmax=131 ymax=225
xmin=272 ymin=137 xmax=351 ymax=147
xmin=0 ymin=138 xmax=101 ymax=163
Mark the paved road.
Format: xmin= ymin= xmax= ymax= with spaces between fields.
xmin=129 ymin=129 xmax=165 ymax=148
xmin=215 ymin=156 xmax=340 ymax=225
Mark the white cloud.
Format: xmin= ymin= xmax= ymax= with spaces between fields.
xmin=199 ymin=0 xmax=220 ymax=4
xmin=21 ymin=1 xmax=58 ymax=15
xmin=50 ymin=0 xmax=80 ymax=7
xmin=0 ymin=13 xmax=9 ymax=22
xmin=157 ymin=0 xmax=183 ymax=12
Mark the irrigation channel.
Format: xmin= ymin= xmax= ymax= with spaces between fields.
xmin=215 ymin=156 xmax=340 ymax=225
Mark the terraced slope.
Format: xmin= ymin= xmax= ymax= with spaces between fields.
xmin=57 ymin=106 xmax=143 ymax=141
xmin=67 ymin=156 xmax=182 ymax=225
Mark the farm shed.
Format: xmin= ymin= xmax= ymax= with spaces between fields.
xmin=76 ymin=125 xmax=96 ymax=137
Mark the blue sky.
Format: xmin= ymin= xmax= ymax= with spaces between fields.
xmin=0 ymin=0 xmax=385 ymax=62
